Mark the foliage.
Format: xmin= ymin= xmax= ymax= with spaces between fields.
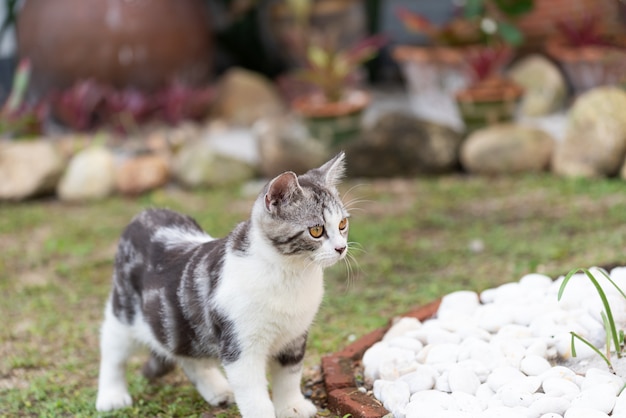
xmin=50 ymin=80 xmax=214 ymax=133
xmin=0 ymin=59 xmax=47 ymax=138
xmin=555 ymin=15 xmax=621 ymax=48
xmin=295 ymin=34 xmax=386 ymax=103
xmin=397 ymin=0 xmax=534 ymax=47
xmin=558 ymin=267 xmax=626 ymax=374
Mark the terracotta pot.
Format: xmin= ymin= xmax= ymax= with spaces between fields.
xmin=17 ymin=0 xmax=213 ymax=95
xmin=455 ymin=77 xmax=524 ymax=134
xmin=291 ymin=90 xmax=370 ymax=148
xmin=545 ymin=37 xmax=626 ymax=94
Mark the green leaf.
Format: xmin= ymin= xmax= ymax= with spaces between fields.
xmin=307 ymin=45 xmax=328 ymax=69
xmin=496 ymin=20 xmax=524 ymax=46
xmin=570 ymin=331 xmax=614 ymax=373
xmin=493 ymin=0 xmax=535 ymax=17
xmin=464 ymin=0 xmax=485 ymax=19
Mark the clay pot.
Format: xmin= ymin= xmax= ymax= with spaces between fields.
xmin=291 ymin=89 xmax=370 ymax=148
xmin=17 ymin=0 xmax=213 ymax=96
xmin=545 ymin=37 xmax=626 ymax=94
xmin=455 ymin=77 xmax=524 ymax=134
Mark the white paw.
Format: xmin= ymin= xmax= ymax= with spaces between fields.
xmin=276 ymin=398 xmax=318 ymax=418
xmin=96 ymin=388 xmax=133 ymax=411
xmin=205 ymin=388 xmax=235 ymax=406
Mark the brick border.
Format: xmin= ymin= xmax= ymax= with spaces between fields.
xmin=321 ymin=299 xmax=442 ymax=417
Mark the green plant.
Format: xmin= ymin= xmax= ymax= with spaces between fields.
xmin=397 ymin=0 xmax=534 ymax=47
xmin=295 ymin=33 xmax=386 ymax=103
xmin=558 ymin=267 xmax=626 ymax=374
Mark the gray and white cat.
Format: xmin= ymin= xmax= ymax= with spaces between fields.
xmin=95 ymin=153 xmax=350 ymax=418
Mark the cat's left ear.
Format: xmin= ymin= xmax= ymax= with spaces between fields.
xmin=319 ymin=152 xmax=346 ymax=189
xmin=264 ymin=171 xmax=303 ymax=212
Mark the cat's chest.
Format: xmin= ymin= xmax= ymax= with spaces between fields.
xmin=217 ymin=255 xmax=324 ymax=331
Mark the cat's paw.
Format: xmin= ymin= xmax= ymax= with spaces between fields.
xmin=275 ymin=398 xmax=317 ymax=418
xmin=95 ymin=388 xmax=133 ymax=411
xmin=205 ymin=388 xmax=235 ymax=407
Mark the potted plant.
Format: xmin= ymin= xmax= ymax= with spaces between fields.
xmin=545 ymin=15 xmax=626 ymax=94
xmin=392 ymin=0 xmax=533 ymax=131
xmin=454 ymin=45 xmax=524 ymax=134
xmin=287 ymin=33 xmax=386 ymax=148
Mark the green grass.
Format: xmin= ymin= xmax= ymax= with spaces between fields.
xmin=2 ymin=174 xmax=626 ymax=416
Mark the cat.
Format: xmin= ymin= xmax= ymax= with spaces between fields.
xmin=95 ymin=152 xmax=350 ymax=418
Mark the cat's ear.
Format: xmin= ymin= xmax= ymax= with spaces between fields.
xmin=264 ymin=171 xmax=302 ymax=212
xmin=318 ymin=152 xmax=346 ymax=188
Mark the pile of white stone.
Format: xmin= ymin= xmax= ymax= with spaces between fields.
xmin=363 ymin=267 xmax=626 ymax=418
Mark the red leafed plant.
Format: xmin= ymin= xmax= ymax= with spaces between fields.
xmin=555 ymin=15 xmax=619 ymax=48
xmin=463 ymin=45 xmax=513 ymax=84
xmin=51 ymin=80 xmax=214 ymax=133
xmin=0 ymin=59 xmax=48 ymax=138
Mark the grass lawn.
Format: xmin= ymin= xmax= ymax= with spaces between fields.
xmin=2 ymin=173 xmax=626 ymax=417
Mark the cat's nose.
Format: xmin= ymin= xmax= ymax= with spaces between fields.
xmin=335 ymin=246 xmax=346 ymax=254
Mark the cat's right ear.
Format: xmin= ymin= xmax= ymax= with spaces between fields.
xmin=264 ymin=171 xmax=302 ymax=212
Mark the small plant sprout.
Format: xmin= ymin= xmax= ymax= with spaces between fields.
xmin=558 ymin=267 xmax=626 ymax=374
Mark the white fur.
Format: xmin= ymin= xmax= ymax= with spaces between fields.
xmin=97 ymin=157 xmax=348 ymax=417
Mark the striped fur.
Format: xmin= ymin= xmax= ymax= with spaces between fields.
xmin=96 ymin=153 xmax=349 ymax=418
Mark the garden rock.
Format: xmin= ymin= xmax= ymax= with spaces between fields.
xmin=553 ymin=87 xmax=626 ymax=178
xmin=460 ymin=124 xmax=555 ymax=174
xmin=345 ymin=112 xmax=463 ymax=177
xmin=212 ymin=67 xmax=286 ymax=126
xmin=57 ymin=146 xmax=116 ymax=201
xmin=114 ymin=154 xmax=170 ymax=195
xmin=508 ymin=54 xmax=567 ymax=116
xmin=0 ymin=141 xmax=64 ymax=200
xmin=172 ymin=138 xmax=255 ymax=188
xmin=255 ymin=115 xmax=328 ymax=178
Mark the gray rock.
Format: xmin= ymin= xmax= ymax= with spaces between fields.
xmin=553 ymin=87 xmax=626 ymax=178
xmin=172 ymin=138 xmax=255 ymax=188
xmin=508 ymin=54 xmax=567 ymax=117
xmin=345 ymin=112 xmax=463 ymax=177
xmin=461 ymin=124 xmax=555 ymax=174
xmin=58 ymin=146 xmax=116 ymax=201
xmin=0 ymin=140 xmax=64 ymax=200
xmin=212 ymin=67 xmax=286 ymax=126
xmin=255 ymin=115 xmax=328 ymax=178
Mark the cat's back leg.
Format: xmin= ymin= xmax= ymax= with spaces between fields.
xmin=95 ymin=300 xmax=137 ymax=411
xmin=179 ymin=357 xmax=234 ymax=406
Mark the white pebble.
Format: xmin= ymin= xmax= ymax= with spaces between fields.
xmin=438 ymin=290 xmax=480 ymax=317
xmin=388 ymin=336 xmax=424 ymax=353
xmin=486 ymin=366 xmax=525 ymax=392
xmin=612 ymin=387 xmax=626 ymax=416
xmin=526 ymin=340 xmax=549 ymax=357
xmin=435 ymin=370 xmax=451 ymax=392
xmin=539 ymin=414 xmax=564 ymax=418
xmin=530 ymin=394 xmax=570 ymax=416
xmin=563 ymin=406 xmax=610 ymax=418
xmin=399 ymin=365 xmax=438 ymax=393
xmin=569 ymin=384 xmax=617 ymax=414
xmin=519 ymin=273 xmax=553 ymax=289
xmin=481 ymin=406 xmax=528 ymax=418
xmin=378 ymin=380 xmax=410 ymax=416
xmin=426 ymin=329 xmax=462 ymax=345
xmin=581 ymin=367 xmax=624 ymax=395
xmin=451 ymin=391 xmax=484 ymax=413
xmin=540 ymin=366 xmax=578 ymax=383
xmin=521 ymin=355 xmax=552 ymax=376
xmin=542 ymin=377 xmax=580 ymax=400
xmin=448 ymin=365 xmax=481 ymax=395
xmin=384 ymin=317 xmax=422 ymax=341
xmin=424 ymin=343 xmax=459 ymax=365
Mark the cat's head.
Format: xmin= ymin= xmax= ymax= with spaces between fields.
xmin=253 ymin=152 xmax=349 ymax=268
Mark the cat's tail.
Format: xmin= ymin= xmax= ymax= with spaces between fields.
xmin=142 ymin=352 xmax=176 ymax=381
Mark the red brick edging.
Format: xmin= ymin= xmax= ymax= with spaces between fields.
xmin=321 ymin=299 xmax=442 ymax=418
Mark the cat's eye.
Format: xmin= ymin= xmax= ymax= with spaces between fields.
xmin=339 ymin=218 xmax=348 ymax=231
xmin=309 ymin=225 xmax=324 ymax=238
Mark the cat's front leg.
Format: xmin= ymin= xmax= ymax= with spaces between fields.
xmin=270 ymin=335 xmax=317 ymax=418
xmin=223 ymin=354 xmax=276 ymax=418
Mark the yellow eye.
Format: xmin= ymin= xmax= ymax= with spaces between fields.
xmin=309 ymin=225 xmax=324 ymax=238
xmin=339 ymin=218 xmax=348 ymax=231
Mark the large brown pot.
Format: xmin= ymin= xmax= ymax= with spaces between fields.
xmin=17 ymin=0 xmax=213 ymax=95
